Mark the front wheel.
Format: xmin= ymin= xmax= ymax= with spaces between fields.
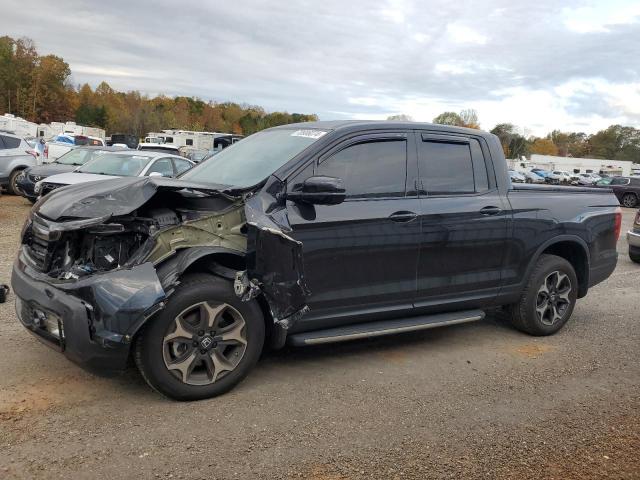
xmin=506 ymin=254 xmax=578 ymax=335
xmin=630 ymin=248 xmax=640 ymax=264
xmin=135 ymin=273 xmax=265 ymax=401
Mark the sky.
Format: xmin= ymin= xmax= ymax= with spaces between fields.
xmin=2 ymin=0 xmax=640 ymax=135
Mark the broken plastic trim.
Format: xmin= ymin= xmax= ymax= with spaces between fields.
xmin=238 ymin=176 xmax=311 ymax=328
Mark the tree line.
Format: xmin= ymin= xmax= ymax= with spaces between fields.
xmin=2 ymin=35 xmax=638 ymax=161
xmin=427 ymin=110 xmax=640 ymax=162
xmin=0 ymin=36 xmax=317 ymax=136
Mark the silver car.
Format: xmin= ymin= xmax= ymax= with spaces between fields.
xmin=0 ymin=131 xmax=38 ymax=194
xmin=35 ymin=150 xmax=195 ymax=197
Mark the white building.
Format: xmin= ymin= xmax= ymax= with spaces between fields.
xmin=527 ymin=154 xmax=634 ymax=177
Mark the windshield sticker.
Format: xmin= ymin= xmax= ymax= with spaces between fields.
xmin=291 ymin=129 xmax=327 ymax=139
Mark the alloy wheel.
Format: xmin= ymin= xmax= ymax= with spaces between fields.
xmin=162 ymin=301 xmax=247 ymax=386
xmin=622 ymin=194 xmax=637 ymax=208
xmin=535 ymin=271 xmax=572 ymax=326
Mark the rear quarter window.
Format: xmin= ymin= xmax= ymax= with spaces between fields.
xmin=0 ymin=135 xmax=21 ymax=149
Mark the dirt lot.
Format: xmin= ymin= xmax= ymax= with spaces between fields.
xmin=0 ymin=194 xmax=638 ymax=480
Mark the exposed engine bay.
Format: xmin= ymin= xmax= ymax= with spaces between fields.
xmin=20 ymin=176 xmax=309 ymax=328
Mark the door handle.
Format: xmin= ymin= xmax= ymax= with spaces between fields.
xmin=479 ymin=206 xmax=502 ymax=216
xmin=389 ymin=211 xmax=418 ymax=222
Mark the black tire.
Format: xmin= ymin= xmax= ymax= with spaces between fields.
xmin=621 ymin=193 xmax=638 ymax=208
xmin=506 ymin=254 xmax=578 ymax=336
xmin=135 ymin=273 xmax=265 ymax=401
xmin=630 ymin=248 xmax=640 ymax=264
xmin=8 ymin=169 xmax=23 ymax=195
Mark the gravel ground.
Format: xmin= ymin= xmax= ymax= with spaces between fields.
xmin=0 ymin=194 xmax=638 ymax=480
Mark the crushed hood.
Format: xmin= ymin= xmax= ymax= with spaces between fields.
xmin=35 ymin=176 xmax=237 ymax=221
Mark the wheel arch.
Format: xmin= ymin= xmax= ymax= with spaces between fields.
xmin=526 ymin=236 xmax=590 ymax=298
xmin=130 ymin=247 xmax=280 ymax=353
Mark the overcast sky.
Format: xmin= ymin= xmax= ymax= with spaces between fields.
xmin=2 ymin=0 xmax=640 ymax=135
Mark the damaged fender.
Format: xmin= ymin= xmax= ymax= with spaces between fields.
xmin=238 ymin=176 xmax=311 ymax=329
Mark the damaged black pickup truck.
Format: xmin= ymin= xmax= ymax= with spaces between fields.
xmin=12 ymin=121 xmax=621 ymax=400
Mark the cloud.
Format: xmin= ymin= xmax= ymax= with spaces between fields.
xmin=446 ymin=24 xmax=488 ymax=45
xmin=2 ymin=0 xmax=639 ymax=135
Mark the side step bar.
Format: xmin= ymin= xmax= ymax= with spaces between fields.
xmin=287 ymin=309 xmax=485 ymax=346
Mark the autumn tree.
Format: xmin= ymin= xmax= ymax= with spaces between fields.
xmin=433 ymin=109 xmax=480 ymax=129
xmin=529 ymin=138 xmax=558 ymax=156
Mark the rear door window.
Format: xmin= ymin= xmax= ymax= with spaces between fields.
xmin=173 ymin=158 xmax=193 ymax=175
xmin=146 ymin=158 xmax=175 ymax=177
xmin=316 ymin=138 xmax=407 ymax=199
xmin=418 ymin=137 xmax=490 ymax=194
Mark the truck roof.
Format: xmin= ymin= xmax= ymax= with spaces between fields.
xmin=270 ymin=120 xmax=494 ymax=139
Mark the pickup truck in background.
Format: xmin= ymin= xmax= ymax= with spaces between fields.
xmin=44 ymin=134 xmax=105 ymax=162
xmin=12 ymin=120 xmax=621 ymax=401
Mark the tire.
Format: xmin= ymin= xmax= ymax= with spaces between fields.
xmin=526 ymin=178 xmax=532 ymax=184
xmin=621 ymin=193 xmax=638 ymax=208
xmin=135 ymin=273 xmax=265 ymax=401
xmin=506 ymin=254 xmax=578 ymax=336
xmin=630 ymin=248 xmax=640 ymax=264
xmin=8 ymin=169 xmax=23 ymax=195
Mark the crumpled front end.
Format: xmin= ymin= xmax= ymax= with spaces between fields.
xmin=12 ymin=176 xmax=312 ymax=370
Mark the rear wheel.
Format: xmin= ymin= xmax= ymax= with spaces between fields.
xmin=507 ymin=254 xmax=578 ymax=335
xmin=135 ymin=273 xmax=265 ymax=401
xmin=621 ymin=193 xmax=638 ymax=208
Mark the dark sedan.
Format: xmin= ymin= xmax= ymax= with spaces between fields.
xmin=15 ymin=146 xmax=127 ymax=202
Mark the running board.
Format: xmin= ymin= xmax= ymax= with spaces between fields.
xmin=287 ymin=310 xmax=485 ymax=346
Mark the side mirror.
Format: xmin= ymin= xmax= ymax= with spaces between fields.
xmin=286 ymin=176 xmax=346 ymax=205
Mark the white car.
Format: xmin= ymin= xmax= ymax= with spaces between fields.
xmin=45 ymin=134 xmax=105 ymax=162
xmin=548 ymin=170 xmax=573 ymax=184
xmin=35 ymin=150 xmax=195 ymax=197
xmin=574 ymin=173 xmax=601 ymax=185
xmin=522 ymin=170 xmax=546 ymax=184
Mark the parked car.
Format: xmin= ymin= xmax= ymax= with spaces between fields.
xmin=45 ymin=134 xmax=105 ymax=162
xmin=508 ymin=169 xmax=526 ymax=183
xmin=107 ymin=133 xmax=139 ymax=149
xmin=179 ymin=147 xmax=212 ymax=163
xmin=531 ymin=168 xmax=552 ymax=180
xmin=608 ymin=176 xmax=640 ymax=208
xmin=574 ymin=173 xmax=601 ymax=186
xmin=548 ymin=170 xmax=573 ymax=184
xmin=521 ymin=170 xmax=546 ymax=184
xmin=627 ymin=209 xmax=640 ymax=263
xmin=137 ymin=143 xmax=182 ymax=156
xmin=34 ymin=150 xmax=194 ymax=197
xmin=15 ymin=147 xmax=126 ymax=203
xmin=12 ymin=121 xmax=620 ymax=401
xmin=0 ymin=131 xmax=38 ymax=194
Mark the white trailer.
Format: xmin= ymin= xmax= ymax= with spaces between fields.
xmin=529 ymin=154 xmax=634 ymax=177
xmin=0 ymin=114 xmax=39 ymax=137
xmin=142 ymin=130 xmax=242 ymax=151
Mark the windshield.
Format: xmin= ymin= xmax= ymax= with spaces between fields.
xmin=180 ymin=128 xmax=328 ymax=187
xmin=77 ymin=152 xmax=154 ymax=176
xmin=56 ymin=149 xmax=102 ymax=166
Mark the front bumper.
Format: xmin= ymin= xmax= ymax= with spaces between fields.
xmin=628 ymin=230 xmax=640 ymax=249
xmin=12 ymin=249 xmax=166 ymax=372
xmin=15 ymin=174 xmax=37 ymax=199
